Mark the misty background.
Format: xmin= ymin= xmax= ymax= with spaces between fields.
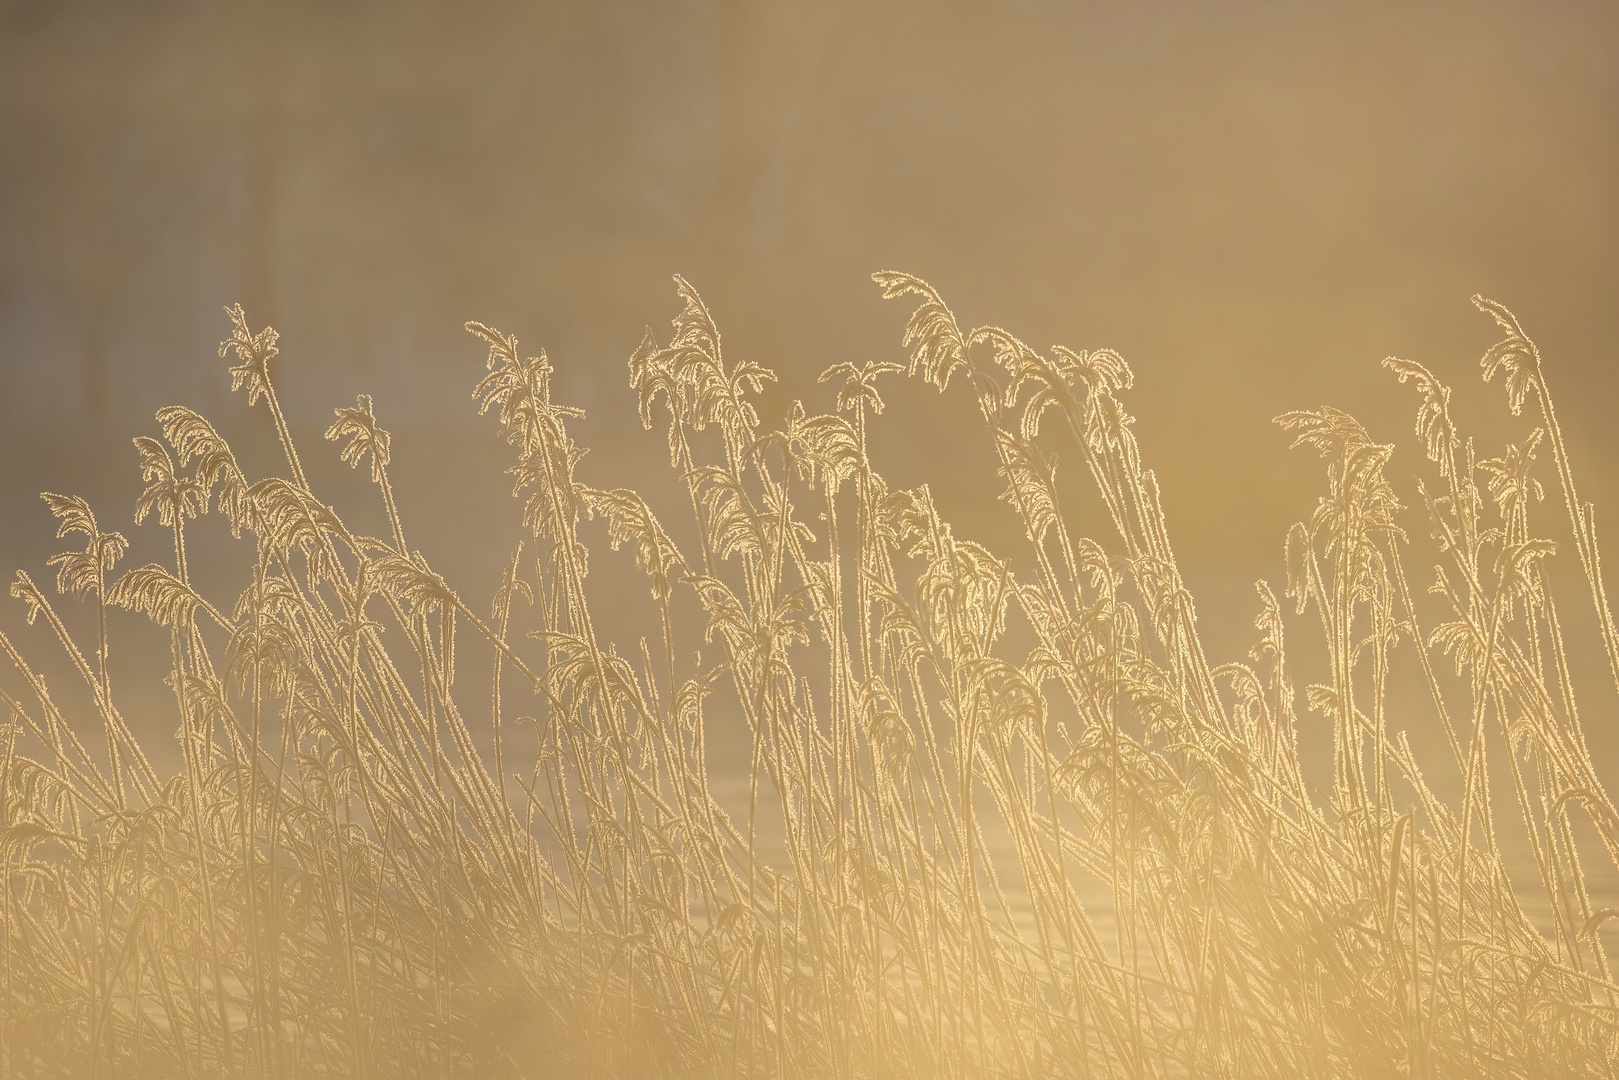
xmin=2 ymin=1 xmax=1618 ymax=902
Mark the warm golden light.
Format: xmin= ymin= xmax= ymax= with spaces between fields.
xmin=1 ymin=272 xmax=1616 ymax=1075
xmin=3 ymin=5 xmax=1618 ymax=1077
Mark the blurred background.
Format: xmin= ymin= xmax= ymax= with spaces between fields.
xmin=1 ymin=1 xmax=1617 ymax=832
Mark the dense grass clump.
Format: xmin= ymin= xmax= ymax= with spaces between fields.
xmin=2 ymin=276 xmax=1618 ymax=1077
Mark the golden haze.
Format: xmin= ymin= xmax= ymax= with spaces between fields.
xmin=2 ymin=2 xmax=1619 ymax=1076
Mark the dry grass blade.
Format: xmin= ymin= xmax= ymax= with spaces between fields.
xmin=0 ymin=282 xmax=1614 ymax=1078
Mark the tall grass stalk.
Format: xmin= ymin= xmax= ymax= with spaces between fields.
xmin=1 ymin=276 xmax=1617 ymax=1076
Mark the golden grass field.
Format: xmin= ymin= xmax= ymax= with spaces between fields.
xmin=2 ymin=274 xmax=1618 ymax=1076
